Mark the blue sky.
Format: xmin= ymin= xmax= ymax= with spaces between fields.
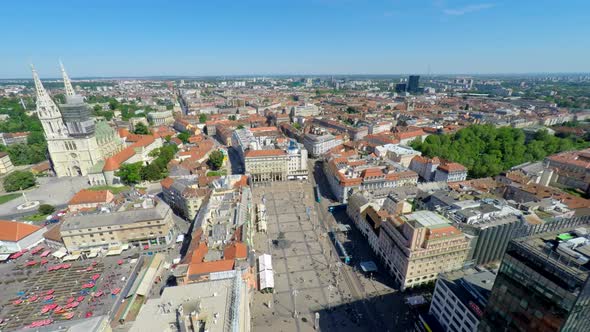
xmin=1 ymin=0 xmax=589 ymax=78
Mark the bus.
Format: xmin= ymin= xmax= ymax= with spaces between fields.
xmin=315 ymin=186 xmax=321 ymax=203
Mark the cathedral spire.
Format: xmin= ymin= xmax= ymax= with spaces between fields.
xmin=31 ymin=64 xmax=49 ymax=100
xmin=60 ymin=61 xmax=76 ymax=96
xmin=30 ymin=64 xmax=68 ymax=139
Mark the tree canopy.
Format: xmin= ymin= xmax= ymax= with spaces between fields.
xmin=133 ymin=122 xmax=150 ymax=135
xmin=3 ymin=170 xmax=36 ymax=192
xmin=199 ymin=113 xmax=208 ymax=123
xmin=410 ymin=124 xmax=588 ymax=178
xmin=208 ymin=150 xmax=224 ymax=170
xmin=115 ymin=162 xmax=143 ymax=185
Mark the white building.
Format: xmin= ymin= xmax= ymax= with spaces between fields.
xmin=147 ymin=110 xmax=174 ymax=126
xmin=0 ymin=220 xmax=46 ymax=253
xmin=303 ymin=133 xmax=342 ymax=157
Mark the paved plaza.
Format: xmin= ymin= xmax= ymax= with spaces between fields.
xmin=251 ymin=181 xmax=382 ymax=332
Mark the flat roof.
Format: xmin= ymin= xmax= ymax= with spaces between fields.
xmin=61 ymin=201 xmax=170 ymax=231
xmin=405 ymin=210 xmax=451 ymax=228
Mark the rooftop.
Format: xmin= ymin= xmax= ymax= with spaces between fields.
xmin=61 ymin=198 xmax=170 ymax=232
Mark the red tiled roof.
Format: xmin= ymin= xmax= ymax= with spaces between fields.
xmin=160 ymin=177 xmax=174 ymax=189
xmin=187 ymin=260 xmax=234 ymax=276
xmin=438 ymin=162 xmax=467 ymax=173
xmin=224 ymin=242 xmax=247 ymax=260
xmin=103 ymin=135 xmax=156 ymax=172
xmin=68 ymin=189 xmax=113 ymax=205
xmin=0 ymin=220 xmax=41 ymax=242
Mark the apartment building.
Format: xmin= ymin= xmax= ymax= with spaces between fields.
xmin=325 ymin=153 xmax=418 ymax=203
xmin=60 ymin=197 xmax=175 ymax=251
xmin=161 ymin=177 xmax=211 ymax=220
xmin=410 ymin=156 xmax=468 ymax=182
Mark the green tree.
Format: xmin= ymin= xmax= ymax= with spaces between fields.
xmin=38 ymin=204 xmax=56 ymax=215
xmin=177 ymin=132 xmax=190 ymax=144
xmin=228 ymin=115 xmax=237 ymax=121
xmin=208 ymin=150 xmax=224 ymax=170
xmin=140 ymin=163 xmax=163 ymax=181
xmin=3 ymin=171 xmax=36 ymax=192
xmin=292 ymin=122 xmax=302 ymax=130
xmin=133 ymin=122 xmax=150 ymax=135
xmin=116 ymin=162 xmax=143 ymax=185
xmin=27 ymin=131 xmax=46 ymax=145
xmin=199 ymin=113 xmax=208 ymax=123
xmin=237 ymin=124 xmax=245 ymax=130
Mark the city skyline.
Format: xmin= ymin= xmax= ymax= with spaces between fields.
xmin=1 ymin=0 xmax=590 ymax=78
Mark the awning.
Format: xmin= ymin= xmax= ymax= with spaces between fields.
xmin=106 ymin=248 xmax=124 ymax=256
xmin=258 ymin=254 xmax=273 ymax=272
xmin=0 ymin=253 xmax=11 ymax=262
xmin=52 ymin=248 xmax=67 ymax=259
xmin=260 ymin=269 xmax=274 ymax=290
xmin=359 ymin=261 xmax=378 ymax=273
xmin=62 ymin=254 xmax=80 ymax=261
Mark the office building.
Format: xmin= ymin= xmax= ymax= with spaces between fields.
xmin=479 ymin=224 xmax=590 ymax=332
xmin=378 ymin=210 xmax=470 ymax=289
xmin=408 ymin=75 xmax=421 ymax=94
xmin=429 ymin=267 xmax=496 ymax=332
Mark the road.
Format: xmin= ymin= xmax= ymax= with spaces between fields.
xmin=309 ymin=159 xmax=388 ymax=331
xmin=309 ymin=159 xmax=414 ymax=331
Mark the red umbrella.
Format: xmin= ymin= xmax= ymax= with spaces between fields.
xmin=94 ymin=291 xmax=104 ymax=297
xmin=63 ymin=312 xmax=74 ymax=320
xmin=86 ymin=266 xmax=94 ymax=271
xmin=111 ymin=288 xmax=121 ymax=295
xmin=43 ymin=295 xmax=54 ymax=301
xmin=46 ymin=289 xmax=55 ymax=295
xmin=40 ymin=259 xmax=48 ymax=265
xmin=85 ymin=311 xmax=93 ymax=318
xmin=117 ymin=259 xmax=124 ymax=265
xmin=13 ymin=299 xmax=23 ymax=305
xmin=92 ymin=261 xmax=98 ymax=266
xmin=29 ymin=295 xmax=39 ymax=302
xmin=91 ymin=274 xmax=100 ymax=281
xmin=143 ymin=245 xmax=149 ymax=250
xmin=77 ymin=295 xmax=85 ymax=302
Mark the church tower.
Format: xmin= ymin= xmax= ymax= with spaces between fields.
xmin=31 ymin=65 xmax=68 ymax=140
xmin=32 ymin=63 xmax=104 ymax=177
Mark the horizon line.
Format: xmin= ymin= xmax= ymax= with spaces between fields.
xmin=1 ymin=71 xmax=590 ymax=81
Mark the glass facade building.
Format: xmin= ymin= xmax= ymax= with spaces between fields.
xmin=479 ymin=224 xmax=590 ymax=332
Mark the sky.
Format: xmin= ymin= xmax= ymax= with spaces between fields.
xmin=1 ymin=0 xmax=589 ymax=78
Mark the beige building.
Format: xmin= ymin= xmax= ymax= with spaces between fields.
xmin=378 ymin=210 xmax=470 ymax=290
xmin=244 ymin=149 xmax=289 ymax=182
xmin=60 ymin=197 xmax=175 ymax=252
xmin=0 ymin=152 xmax=14 ymax=174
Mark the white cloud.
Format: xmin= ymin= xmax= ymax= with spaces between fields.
xmin=443 ymin=3 xmax=495 ymax=16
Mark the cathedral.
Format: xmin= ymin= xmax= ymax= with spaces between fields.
xmin=32 ymin=63 xmax=124 ymax=177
